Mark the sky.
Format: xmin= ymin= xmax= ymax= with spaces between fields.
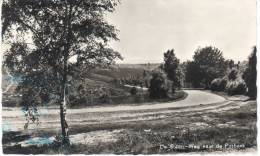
xmin=106 ymin=0 xmax=257 ymax=64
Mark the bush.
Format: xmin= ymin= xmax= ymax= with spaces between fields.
xmin=228 ymin=68 xmax=238 ymax=81
xmin=130 ymin=87 xmax=137 ymax=95
xmin=225 ymin=79 xmax=247 ymax=95
xmin=149 ymin=71 xmax=169 ymax=99
xmin=210 ymin=78 xmax=227 ymax=91
xmin=99 ymin=93 xmax=111 ymax=104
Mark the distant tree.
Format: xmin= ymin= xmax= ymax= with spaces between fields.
xmin=228 ymin=68 xmax=238 ymax=81
xmin=130 ymin=87 xmax=138 ymax=95
xmin=185 ymin=61 xmax=202 ymax=88
xmin=186 ymin=46 xmax=227 ymax=88
xmin=226 ymin=59 xmax=235 ymax=69
xmin=149 ymin=71 xmax=169 ymax=99
xmin=3 ymin=0 xmax=122 ymax=145
xmin=113 ymin=78 xmax=119 ymax=85
xmin=237 ymin=61 xmax=241 ymax=69
xmin=243 ymin=46 xmax=257 ymax=99
xmin=178 ymin=62 xmax=188 ymax=88
xmin=175 ymin=67 xmax=183 ymax=88
xmin=142 ymin=70 xmax=149 ymax=87
xmin=143 ymin=70 xmax=147 ymax=78
xmin=161 ymin=49 xmax=180 ymax=92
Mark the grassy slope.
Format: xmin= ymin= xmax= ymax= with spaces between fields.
xmin=2 ymin=65 xmax=149 ymax=107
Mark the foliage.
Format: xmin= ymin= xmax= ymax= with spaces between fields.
xmin=226 ymin=59 xmax=235 ymax=69
xmin=184 ymin=61 xmax=202 ymax=88
xmin=99 ymin=92 xmax=111 ymax=104
xmin=225 ymin=79 xmax=247 ymax=95
xmin=185 ymin=46 xmax=227 ymax=88
xmin=210 ymin=77 xmax=227 ymax=92
xmin=228 ymin=68 xmax=238 ymax=81
xmin=149 ymin=70 xmax=170 ymax=99
xmin=130 ymin=87 xmax=138 ymax=95
xmin=95 ymin=67 xmax=145 ymax=80
xmin=120 ymin=76 xmax=144 ymax=86
xmin=161 ymin=49 xmax=180 ymax=91
xmin=94 ymin=67 xmax=150 ymax=87
xmin=243 ymin=46 xmax=257 ymax=99
xmin=2 ymin=0 xmax=122 ymax=142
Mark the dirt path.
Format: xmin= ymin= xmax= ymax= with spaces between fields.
xmin=3 ymin=90 xmax=228 ymax=132
xmin=3 ymin=90 xmax=225 ymax=115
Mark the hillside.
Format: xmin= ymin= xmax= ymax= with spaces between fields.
xmin=114 ymin=63 xmax=160 ymax=70
xmin=2 ymin=64 xmax=156 ymax=107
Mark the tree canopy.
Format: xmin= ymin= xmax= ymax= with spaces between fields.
xmin=185 ymin=46 xmax=227 ymax=88
xmin=2 ymin=0 xmax=122 ymax=144
xmin=243 ymin=46 xmax=257 ymax=99
xmin=161 ymin=49 xmax=180 ymax=91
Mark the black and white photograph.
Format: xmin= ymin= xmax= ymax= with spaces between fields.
xmin=0 ymin=0 xmax=258 ymax=155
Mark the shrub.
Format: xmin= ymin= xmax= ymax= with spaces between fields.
xmin=99 ymin=93 xmax=111 ymax=104
xmin=225 ymin=79 xmax=247 ymax=95
xmin=149 ymin=71 xmax=169 ymax=99
xmin=185 ymin=46 xmax=227 ymax=88
xmin=210 ymin=78 xmax=227 ymax=91
xmin=130 ymin=87 xmax=138 ymax=95
xmin=228 ymin=68 xmax=238 ymax=81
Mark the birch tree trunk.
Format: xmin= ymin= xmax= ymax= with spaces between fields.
xmin=60 ymin=3 xmax=72 ymax=145
xmin=60 ymin=83 xmax=69 ymax=145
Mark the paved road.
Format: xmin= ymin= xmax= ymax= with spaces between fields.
xmin=3 ymin=90 xmax=226 ymax=131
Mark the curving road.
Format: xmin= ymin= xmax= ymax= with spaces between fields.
xmin=3 ymin=90 xmax=225 ymax=115
xmin=69 ymin=90 xmax=225 ymax=113
xmin=3 ymin=90 xmax=227 ymax=132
